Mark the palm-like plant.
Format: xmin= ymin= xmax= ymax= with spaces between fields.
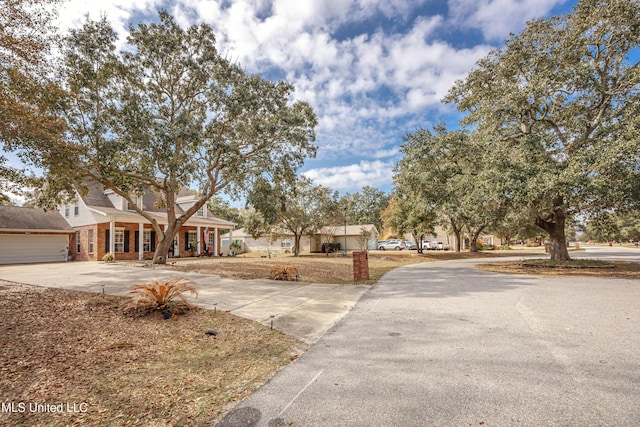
xmin=123 ymin=277 xmax=198 ymax=317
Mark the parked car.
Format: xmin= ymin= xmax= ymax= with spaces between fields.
xmin=378 ymin=240 xmax=406 ymax=250
xmin=435 ymin=242 xmax=450 ymax=250
xmin=423 ymin=241 xmax=437 ymax=250
xmin=403 ymin=241 xmax=417 ymax=250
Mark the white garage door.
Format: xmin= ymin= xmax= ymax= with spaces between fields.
xmin=0 ymin=234 xmax=69 ymax=265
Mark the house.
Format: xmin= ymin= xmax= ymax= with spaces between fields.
xmin=313 ymin=224 xmax=379 ymax=252
xmin=0 ymin=205 xmax=74 ymax=264
xmin=59 ymin=181 xmax=235 ymax=261
xmin=221 ymin=224 xmax=379 ymax=254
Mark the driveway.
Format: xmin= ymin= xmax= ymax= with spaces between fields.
xmin=216 ymin=246 xmax=640 ymax=426
xmin=0 ymin=261 xmax=368 ymax=344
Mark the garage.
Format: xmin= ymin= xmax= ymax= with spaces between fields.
xmin=0 ymin=234 xmax=69 ymax=264
xmin=0 ymin=206 xmax=73 ymax=265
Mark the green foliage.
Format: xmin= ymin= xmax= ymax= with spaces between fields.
xmin=395 ymin=125 xmax=507 ymax=252
xmin=40 ymin=11 xmax=316 ymax=262
xmin=581 ymin=211 xmax=640 ymax=242
xmin=445 ymin=0 xmax=640 ymax=259
xmin=248 ymin=176 xmax=338 ymax=256
xmin=123 ymin=277 xmax=198 ymax=317
xmin=340 ymin=186 xmax=390 ymax=232
xmin=0 ymin=0 xmax=68 ymax=203
xmin=207 ymin=196 xmax=244 ymax=229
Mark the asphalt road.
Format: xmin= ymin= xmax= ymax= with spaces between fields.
xmin=216 ymin=246 xmax=640 ymax=427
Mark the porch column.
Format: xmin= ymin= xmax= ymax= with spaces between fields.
xmin=109 ymin=219 xmax=115 ymax=259
xmin=196 ymin=225 xmax=201 ymax=255
xmin=161 ymin=224 xmax=168 ymax=258
xmin=213 ymin=227 xmax=218 ymax=256
xmin=228 ymin=229 xmax=233 ymax=256
xmin=138 ymin=223 xmax=144 ymax=260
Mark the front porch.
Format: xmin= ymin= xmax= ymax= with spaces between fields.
xmin=72 ymin=222 xmax=227 ymax=261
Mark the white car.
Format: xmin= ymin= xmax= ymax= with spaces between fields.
xmin=378 ymin=240 xmax=406 ymax=250
xmin=435 ymin=242 xmax=450 ymax=250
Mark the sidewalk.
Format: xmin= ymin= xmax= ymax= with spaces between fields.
xmin=0 ymin=261 xmax=369 ymax=344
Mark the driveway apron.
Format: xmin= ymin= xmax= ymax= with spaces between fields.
xmin=0 ymin=262 xmax=369 ymax=344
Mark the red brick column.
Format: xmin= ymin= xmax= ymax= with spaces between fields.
xmin=352 ymin=250 xmax=369 ymax=282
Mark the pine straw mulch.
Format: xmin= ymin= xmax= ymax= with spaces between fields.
xmin=0 ymin=282 xmax=305 ymax=427
xmin=477 ymin=259 xmax=640 ymax=278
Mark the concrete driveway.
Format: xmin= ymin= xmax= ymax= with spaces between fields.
xmin=216 ymin=246 xmax=640 ymax=426
xmin=0 ymin=261 xmax=368 ymax=344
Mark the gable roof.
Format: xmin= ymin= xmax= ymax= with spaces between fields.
xmin=0 ymin=206 xmax=74 ymax=232
xmin=76 ymin=179 xmax=235 ymax=227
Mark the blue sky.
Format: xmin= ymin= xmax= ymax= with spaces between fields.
xmin=47 ymin=0 xmax=577 ymax=194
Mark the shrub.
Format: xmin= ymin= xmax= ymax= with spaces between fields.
xmin=270 ymin=265 xmax=299 ymax=281
xmin=122 ymin=277 xmax=198 ymax=318
xmin=102 ymin=252 xmax=114 ymax=262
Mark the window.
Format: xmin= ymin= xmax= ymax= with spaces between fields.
xmin=143 ymin=230 xmax=151 ymax=252
xmin=76 ymin=231 xmax=81 ymax=253
xmin=281 ymin=239 xmax=292 ymax=249
xmin=127 ymin=195 xmax=138 ymax=211
xmin=187 ymin=231 xmax=197 ymax=250
xmin=74 ymin=201 xmax=79 ymax=216
xmin=88 ymin=230 xmax=94 ymax=253
xmin=114 ymin=229 xmax=125 ymax=253
xmin=196 ymin=206 xmax=205 ymax=217
xmin=208 ymin=231 xmax=215 ymax=248
xmin=64 ymin=205 xmax=69 ymax=217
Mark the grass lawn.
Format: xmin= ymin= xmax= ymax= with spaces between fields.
xmin=158 ymin=249 xmax=545 ymax=284
xmin=0 ymin=283 xmax=304 ymax=427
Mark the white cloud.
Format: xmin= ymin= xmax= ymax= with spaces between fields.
xmin=302 ymin=160 xmax=396 ymax=191
xmin=447 ymin=0 xmax=566 ymax=41
xmin=48 ymin=0 xmax=572 ymax=192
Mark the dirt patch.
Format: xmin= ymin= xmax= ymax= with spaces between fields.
xmin=0 ymin=282 xmax=304 ymax=427
xmin=478 ymin=260 xmax=640 ymax=278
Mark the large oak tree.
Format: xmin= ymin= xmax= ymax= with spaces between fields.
xmin=0 ymin=0 xmax=67 ymax=202
xmin=445 ymin=0 xmax=640 ymax=260
xmin=46 ymin=11 xmax=317 ymax=262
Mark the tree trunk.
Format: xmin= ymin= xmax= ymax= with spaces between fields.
xmin=153 ymin=222 xmax=182 ymax=264
xmin=294 ymin=233 xmax=301 ymax=257
xmin=450 ymin=219 xmax=463 ymax=252
xmin=469 ymin=226 xmax=486 ymax=253
xmin=534 ymin=198 xmax=571 ymax=261
xmin=154 ymin=235 xmax=173 ymax=264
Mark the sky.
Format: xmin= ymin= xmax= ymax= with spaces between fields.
xmin=51 ymin=0 xmax=578 ymax=195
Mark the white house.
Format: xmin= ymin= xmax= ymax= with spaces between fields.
xmin=221 ymin=224 xmax=379 ymax=254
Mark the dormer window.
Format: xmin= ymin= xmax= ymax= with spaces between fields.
xmin=196 ymin=206 xmax=205 ymax=217
xmin=127 ymin=195 xmax=138 ymax=211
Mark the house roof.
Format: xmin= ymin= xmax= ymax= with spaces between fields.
xmin=0 ymin=206 xmax=74 ymax=232
xmin=77 ymin=179 xmax=235 ymax=227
